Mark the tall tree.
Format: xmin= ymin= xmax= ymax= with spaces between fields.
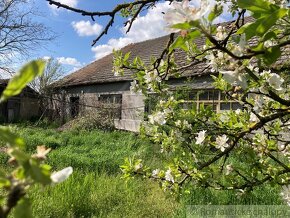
xmin=0 ymin=0 xmax=54 ymax=72
xmin=30 ymin=58 xmax=64 ymax=95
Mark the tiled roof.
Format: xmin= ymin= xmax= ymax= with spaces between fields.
xmin=54 ymin=34 xmax=171 ymax=87
xmin=55 ymin=17 xmax=267 ymax=88
xmin=0 ymin=79 xmax=38 ymax=96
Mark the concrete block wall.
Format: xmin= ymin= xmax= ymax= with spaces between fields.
xmin=52 ymin=82 xmax=146 ymax=132
xmin=115 ymin=91 xmax=144 ymax=132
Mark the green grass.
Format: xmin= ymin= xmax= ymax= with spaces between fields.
xmin=30 ymin=172 xmax=178 ymax=218
xmin=6 ymin=126 xmax=176 ymax=217
xmin=15 ymin=126 xmax=163 ymax=173
xmin=0 ymin=125 xmax=286 ymax=217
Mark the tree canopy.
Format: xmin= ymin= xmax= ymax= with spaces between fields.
xmin=0 ymin=0 xmax=54 ymax=72
xmin=47 ymin=0 xmax=290 ymax=205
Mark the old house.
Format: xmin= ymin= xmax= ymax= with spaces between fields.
xmin=54 ymin=17 xmax=280 ymax=132
xmin=0 ymin=79 xmax=40 ymax=122
xmin=52 ymin=35 xmax=236 ymax=131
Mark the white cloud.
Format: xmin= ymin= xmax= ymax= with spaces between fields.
xmin=42 ymin=56 xmax=51 ymax=61
xmin=57 ymin=57 xmax=81 ymax=67
xmin=91 ymin=1 xmax=236 ymax=60
xmin=0 ymin=69 xmax=12 ymax=79
xmin=92 ymin=2 xmax=171 ymax=60
xmin=72 ymin=20 xmax=103 ymax=37
xmin=48 ymin=0 xmax=78 ymax=13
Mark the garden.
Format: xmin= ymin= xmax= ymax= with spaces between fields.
xmin=0 ymin=124 xmax=285 ymax=217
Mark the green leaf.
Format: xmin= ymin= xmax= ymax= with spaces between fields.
xmin=186 ymin=29 xmax=201 ymax=40
xmin=28 ymin=160 xmax=51 ymax=185
xmin=262 ymin=45 xmax=281 ymax=65
xmin=237 ymin=0 xmax=279 ymax=15
xmin=262 ymin=31 xmax=278 ymax=41
xmin=171 ymin=22 xmax=192 ymax=30
xmin=250 ymin=42 xmax=264 ymax=52
xmin=14 ymin=198 xmax=32 ymax=218
xmin=10 ymin=149 xmax=30 ymax=164
xmin=0 ymin=126 xmax=25 ymax=148
xmin=0 ymin=178 xmax=10 ymax=188
xmin=123 ymin=52 xmax=131 ymax=62
xmin=0 ymin=60 xmax=46 ymax=102
xmin=208 ymin=4 xmax=223 ymax=22
xmin=170 ymin=36 xmax=189 ymax=52
xmin=237 ymin=8 xmax=287 ymax=39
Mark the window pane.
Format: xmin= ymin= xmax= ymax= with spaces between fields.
xmin=189 ymin=91 xmax=197 ymax=100
xmin=220 ymin=102 xmax=231 ymax=110
xmin=114 ymin=95 xmax=122 ymax=104
xmin=209 ymin=90 xmax=219 ymax=100
xmin=199 ymin=91 xmax=208 ymax=100
xmin=99 ymin=94 xmax=122 ymax=104
xmin=232 ymin=102 xmax=242 ymax=110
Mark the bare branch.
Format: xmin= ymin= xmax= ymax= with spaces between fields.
xmin=46 ymin=0 xmax=165 ymax=46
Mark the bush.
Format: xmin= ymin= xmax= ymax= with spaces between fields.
xmin=59 ymin=106 xmax=119 ymax=131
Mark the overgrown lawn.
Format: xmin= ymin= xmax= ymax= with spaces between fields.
xmin=0 ymin=125 xmax=285 ymax=217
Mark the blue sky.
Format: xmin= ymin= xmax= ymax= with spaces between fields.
xmin=9 ymin=0 xmax=234 ymax=76
xmin=34 ymin=1 xmax=127 ymax=73
xmin=30 ymin=0 xmax=172 ymax=75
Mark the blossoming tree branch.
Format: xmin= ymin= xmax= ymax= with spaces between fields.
xmin=48 ymin=0 xmax=290 ymax=205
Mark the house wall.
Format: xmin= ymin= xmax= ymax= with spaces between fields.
xmin=53 ymin=75 xmax=215 ymax=132
xmin=19 ymin=96 xmax=40 ymax=120
xmin=114 ymin=92 xmax=144 ymax=132
xmin=53 ymin=81 xmax=144 ymax=132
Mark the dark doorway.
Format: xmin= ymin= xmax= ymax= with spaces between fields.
xmin=70 ymin=97 xmax=80 ymax=118
xmin=0 ymin=102 xmax=7 ymax=122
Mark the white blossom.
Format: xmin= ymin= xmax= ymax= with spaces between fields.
xmin=152 ymin=169 xmax=160 ymax=177
xmin=220 ymin=70 xmax=247 ymax=89
xmin=164 ymin=0 xmax=210 ymax=32
xmin=134 ymin=163 xmax=143 ymax=171
xmin=253 ymin=96 xmax=264 ymax=113
xmin=249 ymin=112 xmax=259 ymax=123
xmin=205 ymin=53 xmax=218 ymax=72
xmin=264 ymin=39 xmax=277 ymax=48
xmin=183 ymin=120 xmax=192 ymax=129
xmin=148 ymin=111 xmax=168 ymax=125
xmin=220 ymin=113 xmax=229 ymax=122
xmin=238 ymin=34 xmax=247 ymax=50
xmin=144 ymin=69 xmax=161 ymax=84
xmin=248 ymin=64 xmax=259 ymax=74
xmin=235 ymin=109 xmax=241 ymax=115
xmin=175 ymin=120 xmax=182 ymax=127
xmin=51 ymin=167 xmax=73 ymax=184
xmin=206 ymin=51 xmax=228 ymax=72
xmin=165 ymin=169 xmax=174 ymax=183
xmin=216 ymin=26 xmax=227 ymax=40
xmin=195 ymin=130 xmax=206 ymax=145
xmin=130 ymin=80 xmax=141 ymax=93
xmin=268 ymin=73 xmax=284 ymax=91
xmin=33 ymin=145 xmax=51 ymax=160
xmin=281 ymin=185 xmax=290 ymax=206
xmin=225 ymin=164 xmax=233 ymax=175
xmin=215 ymin=135 xmax=229 ymax=152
